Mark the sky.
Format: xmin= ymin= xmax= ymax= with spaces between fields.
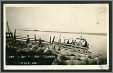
xmin=5 ymin=4 xmax=109 ymax=33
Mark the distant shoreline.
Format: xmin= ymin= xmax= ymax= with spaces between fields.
xmin=17 ymin=30 xmax=107 ymax=36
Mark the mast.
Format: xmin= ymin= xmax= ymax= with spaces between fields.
xmin=52 ymin=36 xmax=55 ymax=44
xmin=34 ymin=34 xmax=36 ymax=42
xmin=7 ymin=21 xmax=10 ymax=32
xmin=50 ymin=36 xmax=51 ymax=43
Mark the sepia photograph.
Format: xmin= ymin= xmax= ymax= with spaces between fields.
xmin=1 ymin=1 xmax=112 ymax=72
